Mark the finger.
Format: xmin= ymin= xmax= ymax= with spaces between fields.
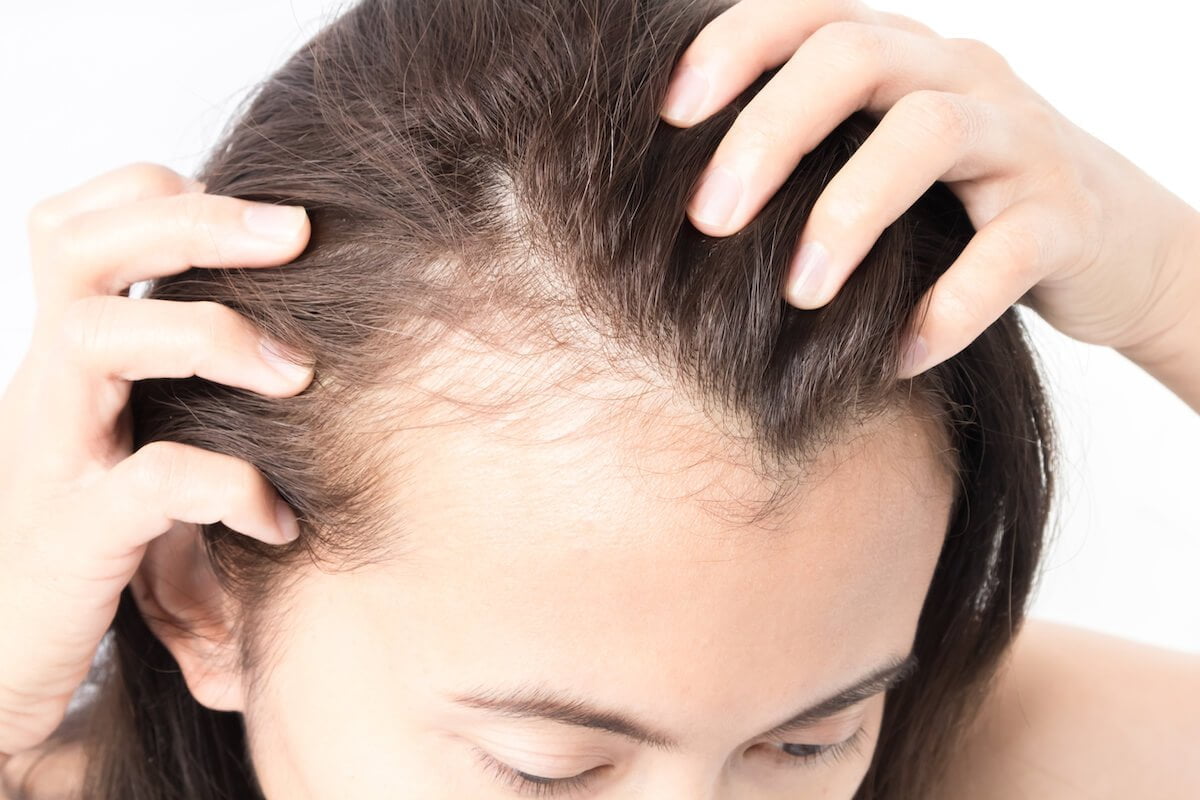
xmin=39 ymin=297 xmax=312 ymax=460
xmin=33 ymin=192 xmax=310 ymax=315
xmin=687 ymin=23 xmax=993 ymax=236
xmin=896 ymin=200 xmax=1062 ymax=379
xmin=26 ymin=161 xmax=202 ymax=235
xmin=784 ymin=90 xmax=1022 ymax=308
xmin=871 ymin=11 xmax=941 ymax=39
xmin=99 ymin=440 xmax=300 ymax=552
xmin=57 ymin=296 xmax=315 ymax=396
xmin=660 ymin=0 xmax=938 ymax=126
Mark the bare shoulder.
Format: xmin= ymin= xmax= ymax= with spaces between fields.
xmin=0 ymin=741 xmax=85 ymax=800
xmin=934 ymin=617 xmax=1200 ymax=799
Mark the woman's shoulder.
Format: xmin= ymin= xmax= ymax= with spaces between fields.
xmin=934 ymin=617 xmax=1200 ymax=799
xmin=0 ymin=740 xmax=85 ymax=800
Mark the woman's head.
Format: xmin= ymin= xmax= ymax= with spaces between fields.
xmin=73 ymin=0 xmax=1055 ymax=798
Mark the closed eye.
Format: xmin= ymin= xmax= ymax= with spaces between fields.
xmin=471 ymin=746 xmax=603 ymax=797
xmin=759 ymin=724 xmax=870 ymax=769
xmin=472 ymin=724 xmax=871 ymax=797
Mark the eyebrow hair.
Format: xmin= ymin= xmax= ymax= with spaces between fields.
xmin=445 ymin=651 xmax=918 ymax=752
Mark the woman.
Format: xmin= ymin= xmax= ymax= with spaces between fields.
xmin=1 ymin=0 xmax=1197 ymax=797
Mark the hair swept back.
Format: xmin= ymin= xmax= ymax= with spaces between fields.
xmin=28 ymin=1 xmax=1055 ymax=798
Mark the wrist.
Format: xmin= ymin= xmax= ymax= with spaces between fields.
xmin=1115 ymin=208 xmax=1200 ymax=412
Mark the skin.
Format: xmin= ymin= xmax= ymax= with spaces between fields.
xmin=9 ymin=621 xmax=1200 ymax=798
xmin=0 ymin=166 xmax=312 ymax=766
xmin=663 ymin=0 xmax=1200 ymax=408
xmin=937 ymin=621 xmax=1200 ymax=800
xmin=150 ymin=391 xmax=954 ymax=798
xmin=4 ymin=0 xmax=1200 ymax=796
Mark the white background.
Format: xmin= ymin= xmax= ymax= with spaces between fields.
xmin=1 ymin=1 xmax=1197 ymax=652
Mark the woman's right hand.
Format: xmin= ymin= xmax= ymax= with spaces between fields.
xmin=0 ymin=163 xmax=316 ymax=760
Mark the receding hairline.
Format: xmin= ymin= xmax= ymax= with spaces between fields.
xmin=336 ymin=311 xmax=961 ymax=537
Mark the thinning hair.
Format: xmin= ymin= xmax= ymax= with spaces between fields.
xmin=40 ymin=1 xmax=1055 ymax=798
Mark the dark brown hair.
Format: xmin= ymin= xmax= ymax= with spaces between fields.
xmin=44 ymin=0 xmax=1055 ymax=797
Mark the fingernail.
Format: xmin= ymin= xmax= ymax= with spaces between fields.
xmin=259 ymin=337 xmax=314 ymax=383
xmin=662 ymin=64 xmax=709 ymax=124
xmin=786 ymin=241 xmax=830 ymax=308
xmin=274 ymin=496 xmax=300 ymax=543
xmin=690 ymin=165 xmax=742 ymax=229
xmin=243 ymin=204 xmax=307 ymax=243
xmin=899 ymin=335 xmax=928 ymax=378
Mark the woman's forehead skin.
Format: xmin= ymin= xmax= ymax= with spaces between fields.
xmin=261 ymin=405 xmax=953 ymax=763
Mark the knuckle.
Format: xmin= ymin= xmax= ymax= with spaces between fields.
xmin=690 ymin=3 xmax=743 ymax=52
xmin=26 ymin=196 xmax=66 ymax=237
xmin=119 ymin=161 xmax=185 ymax=195
xmin=934 ymin=278 xmax=984 ymax=330
xmin=1042 ymin=160 xmax=1093 ymax=213
xmin=192 ymin=298 xmax=237 ymax=331
xmin=128 ymin=440 xmax=192 ymax=499
xmin=157 ymin=191 xmax=214 ymax=249
xmin=813 ymin=20 xmax=889 ymax=70
xmin=901 ymin=89 xmax=977 ymax=149
xmin=172 ymin=190 xmax=211 ymax=234
xmin=189 ymin=300 xmax=244 ymax=369
xmin=832 ymin=0 xmax=872 ymax=16
xmin=946 ymin=36 xmax=1011 ymax=73
xmin=1008 ymin=240 xmax=1046 ymax=286
xmin=1022 ymin=100 xmax=1063 ymax=141
xmin=873 ymin=9 xmax=937 ymax=37
xmin=230 ymin=461 xmax=266 ymax=507
xmin=731 ymin=107 xmax=792 ymax=158
xmin=57 ymin=295 xmax=116 ymax=360
xmin=817 ymin=183 xmax=873 ymax=234
xmin=992 ymin=221 xmax=1044 ymax=276
xmin=46 ymin=214 xmax=92 ymax=266
xmin=698 ymin=0 xmax=864 ymax=55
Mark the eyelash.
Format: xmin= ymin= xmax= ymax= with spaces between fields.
xmin=766 ymin=724 xmax=869 ymax=769
xmin=470 ymin=725 xmax=869 ymax=797
xmin=470 ymin=746 xmax=596 ymax=798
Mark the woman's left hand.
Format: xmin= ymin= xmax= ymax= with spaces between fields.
xmin=660 ymin=0 xmax=1200 ymax=381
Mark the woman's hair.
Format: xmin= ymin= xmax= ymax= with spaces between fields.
xmin=39 ymin=0 xmax=1056 ymax=798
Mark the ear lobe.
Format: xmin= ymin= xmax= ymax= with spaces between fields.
xmin=130 ymin=520 xmax=247 ymax=713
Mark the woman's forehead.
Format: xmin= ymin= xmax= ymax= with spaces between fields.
xmin=292 ymin=401 xmax=952 ymax=653
xmin=372 ymin=333 xmax=952 ymax=529
xmin=264 ymin=409 xmax=950 ymax=757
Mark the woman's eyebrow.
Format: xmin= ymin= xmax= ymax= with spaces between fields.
xmin=444 ymin=651 xmax=918 ymax=752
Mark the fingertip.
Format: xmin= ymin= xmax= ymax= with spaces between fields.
xmin=259 ymin=337 xmax=317 ymax=392
xmin=784 ymin=241 xmax=832 ymax=309
xmin=897 ymin=335 xmax=929 ymax=380
xmin=273 ymin=496 xmax=301 ymax=543
xmin=660 ymin=64 xmax=710 ymax=126
xmin=784 ymin=286 xmax=830 ymax=311
xmin=687 ymin=164 xmax=744 ymax=235
xmin=686 ymin=212 xmax=739 ymax=238
xmin=242 ymin=204 xmax=309 ymax=244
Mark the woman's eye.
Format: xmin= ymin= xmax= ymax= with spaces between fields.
xmin=468 ymin=727 xmax=870 ymax=796
xmin=471 ymin=746 xmax=603 ymax=797
xmin=769 ymin=725 xmax=869 ymax=768
xmin=782 ymin=742 xmax=827 ymax=757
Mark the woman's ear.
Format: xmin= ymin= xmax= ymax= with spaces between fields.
xmin=129 ymin=520 xmax=247 ymax=713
